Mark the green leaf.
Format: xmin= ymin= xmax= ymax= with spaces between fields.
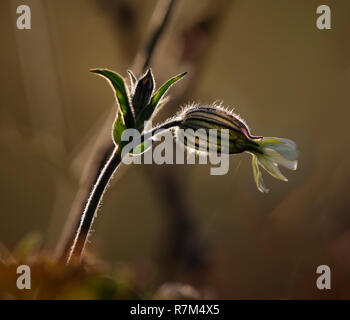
xmin=13 ymin=232 xmax=42 ymax=262
xmin=136 ymin=72 xmax=187 ymax=129
xmin=132 ymin=139 xmax=152 ymax=155
xmin=91 ymin=69 xmax=135 ymax=128
xmin=150 ymin=72 xmax=187 ymax=109
xmin=127 ymin=70 xmax=137 ymax=88
xmin=113 ymin=109 xmax=126 ymax=144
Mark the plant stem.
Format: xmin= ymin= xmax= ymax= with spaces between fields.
xmin=56 ymin=0 xmax=178 ymax=262
xmin=67 ymin=120 xmax=181 ymax=264
xmin=67 ymin=146 xmax=122 ymax=264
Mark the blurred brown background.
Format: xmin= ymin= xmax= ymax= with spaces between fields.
xmin=0 ymin=0 xmax=350 ymax=299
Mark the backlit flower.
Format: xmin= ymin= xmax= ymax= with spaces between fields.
xmin=177 ymin=104 xmax=298 ymax=192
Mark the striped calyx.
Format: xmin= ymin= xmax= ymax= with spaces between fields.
xmin=177 ymin=105 xmax=261 ymax=154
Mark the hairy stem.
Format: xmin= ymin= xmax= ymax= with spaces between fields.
xmin=56 ymin=0 xmax=178 ymax=262
xmin=67 ymin=146 xmax=122 ymax=264
xmin=67 ymin=120 xmax=180 ymax=264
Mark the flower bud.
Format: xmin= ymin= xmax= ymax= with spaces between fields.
xmin=177 ymin=104 xmax=261 ymax=154
xmin=132 ymin=69 xmax=154 ymax=114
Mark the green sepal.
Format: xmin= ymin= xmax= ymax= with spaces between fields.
xmin=112 ymin=109 xmax=126 ymax=145
xmin=127 ymin=70 xmax=137 ymax=90
xmin=91 ymin=69 xmax=135 ymax=128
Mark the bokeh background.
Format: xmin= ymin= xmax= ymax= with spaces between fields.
xmin=1 ymin=0 xmax=350 ymax=299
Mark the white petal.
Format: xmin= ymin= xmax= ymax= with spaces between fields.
xmin=258 ymin=155 xmax=288 ymax=182
xmin=263 ymin=137 xmax=297 ymax=149
xmin=252 ymin=155 xmax=269 ymax=193
xmin=262 ymin=137 xmax=298 ymax=161
xmin=263 ymin=147 xmax=298 ymax=170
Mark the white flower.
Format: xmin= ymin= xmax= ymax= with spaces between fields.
xmin=251 ymin=137 xmax=298 ymax=193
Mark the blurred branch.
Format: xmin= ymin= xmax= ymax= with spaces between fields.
xmin=145 ymin=1 xmax=234 ymax=278
xmin=134 ymin=0 xmax=178 ymax=72
xmin=10 ymin=0 xmax=69 ymax=161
